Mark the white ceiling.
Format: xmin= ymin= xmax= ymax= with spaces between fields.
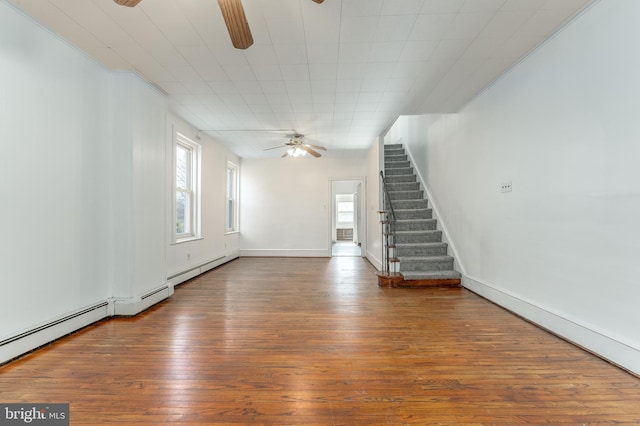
xmin=8 ymin=0 xmax=593 ymax=158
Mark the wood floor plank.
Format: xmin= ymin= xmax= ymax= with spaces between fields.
xmin=1 ymin=256 xmax=639 ymax=424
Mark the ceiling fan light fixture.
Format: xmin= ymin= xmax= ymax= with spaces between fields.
xmin=287 ymin=147 xmax=307 ymax=157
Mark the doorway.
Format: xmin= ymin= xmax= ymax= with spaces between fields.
xmin=330 ymin=179 xmax=365 ymax=257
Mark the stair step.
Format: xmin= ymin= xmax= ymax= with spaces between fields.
xmin=386 ymin=182 xmax=420 ymax=191
xmin=401 ymin=270 xmax=462 ymax=280
xmin=388 ymin=190 xmax=423 ymax=200
xmin=384 ymin=143 xmax=403 ymax=150
xmin=395 ymin=230 xmax=442 ymax=243
xmin=384 ymin=152 xmax=405 ymax=160
xmin=384 ymin=174 xmax=416 ymax=183
xmin=391 ymin=199 xmax=429 ymax=210
xmin=394 ymin=208 xmax=432 ymax=220
xmin=398 ymin=255 xmax=454 ymax=271
xmin=384 ymin=160 xmax=411 ymax=169
xmin=394 ymin=219 xmax=437 ymax=231
xmin=385 ymin=167 xmax=413 ymax=176
xmin=377 ymin=272 xmax=461 ymax=288
xmin=395 ymin=242 xmax=447 ymax=257
xmin=385 ymin=154 xmax=407 ymax=162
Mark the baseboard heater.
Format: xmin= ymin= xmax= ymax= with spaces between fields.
xmin=141 ymin=286 xmax=169 ymax=300
xmin=167 ymin=255 xmax=229 ymax=286
xmin=1 ymin=254 xmax=236 ymax=364
xmin=0 ymin=302 xmax=108 ymax=348
xmin=0 ymin=301 xmax=111 ymax=365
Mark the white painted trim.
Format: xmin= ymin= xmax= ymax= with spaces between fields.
xmin=365 ymin=250 xmax=382 ymax=271
xmin=171 ymin=268 xmax=201 ymax=286
xmin=0 ymin=281 xmax=178 ymax=364
xmin=169 ymin=251 xmax=239 ymax=286
xmin=240 ymin=249 xmax=330 ymax=257
xmin=463 ymin=275 xmax=640 ymax=376
xmin=0 ymin=302 xmax=110 ymax=364
xmin=329 ymin=176 xmax=367 ymax=257
xmin=112 ymin=282 xmax=174 ymax=316
xmin=402 ymin=142 xmax=466 ymax=275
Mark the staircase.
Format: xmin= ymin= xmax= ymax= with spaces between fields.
xmin=378 ymin=143 xmax=461 ymax=288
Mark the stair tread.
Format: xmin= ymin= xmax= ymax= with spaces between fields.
xmin=396 ymin=242 xmax=447 ymax=247
xmin=398 ymin=255 xmax=453 ymax=261
xmin=402 ymin=270 xmax=462 ymax=279
xmin=395 ymin=230 xmax=441 ymax=234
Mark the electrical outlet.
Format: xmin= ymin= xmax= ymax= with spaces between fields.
xmin=500 ymin=181 xmax=512 ymax=193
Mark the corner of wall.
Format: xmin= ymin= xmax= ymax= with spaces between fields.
xmin=112 ymin=282 xmax=174 ymax=316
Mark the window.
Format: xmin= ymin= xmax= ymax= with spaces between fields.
xmin=175 ymin=133 xmax=201 ymax=242
xmin=226 ymin=161 xmax=239 ymax=233
xmin=337 ymin=200 xmax=354 ymax=223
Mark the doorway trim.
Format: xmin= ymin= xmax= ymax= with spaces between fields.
xmin=328 ymin=177 xmax=366 ymax=257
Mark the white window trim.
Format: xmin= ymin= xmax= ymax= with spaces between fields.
xmin=226 ymin=161 xmax=240 ymax=234
xmin=174 ymin=132 xmax=201 ymax=243
xmin=336 ymin=196 xmax=355 ymax=226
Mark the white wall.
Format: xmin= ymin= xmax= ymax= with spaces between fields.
xmin=109 ymin=73 xmax=169 ymax=301
xmin=165 ymin=115 xmax=241 ymax=282
xmin=240 ymin=157 xmax=367 ymax=257
xmin=0 ymin=2 xmax=205 ymax=360
xmin=365 ymin=138 xmax=383 ymax=269
xmin=0 ymin=1 xmax=113 ymax=338
xmin=392 ymin=0 xmax=640 ymax=374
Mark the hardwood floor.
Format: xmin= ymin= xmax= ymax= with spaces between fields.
xmin=1 ymin=257 xmax=639 ymax=425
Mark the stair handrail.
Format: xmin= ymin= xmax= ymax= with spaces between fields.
xmin=379 ymin=170 xmax=397 ymax=274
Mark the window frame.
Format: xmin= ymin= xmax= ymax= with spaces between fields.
xmin=174 ymin=132 xmax=201 ymax=243
xmin=226 ymin=161 xmax=239 ymax=234
xmin=336 ymin=199 xmax=354 ymax=225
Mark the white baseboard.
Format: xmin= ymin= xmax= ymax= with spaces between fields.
xmin=463 ymin=275 xmax=640 ymax=376
xmin=0 ymin=301 xmax=110 ymax=364
xmin=112 ymin=282 xmax=174 ymax=316
xmin=2 ymin=251 xmax=245 ymax=364
xmin=1 ymin=282 xmax=175 ymax=364
xmin=365 ymin=249 xmax=382 ymax=271
xmin=240 ymin=249 xmax=330 ymax=257
xmin=168 ymin=251 xmax=239 ymax=286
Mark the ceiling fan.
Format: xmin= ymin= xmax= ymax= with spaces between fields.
xmin=113 ymin=0 xmax=325 ymax=50
xmin=264 ymin=134 xmax=327 ymax=158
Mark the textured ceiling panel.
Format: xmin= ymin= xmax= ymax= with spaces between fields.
xmin=7 ymin=0 xmax=593 ymax=158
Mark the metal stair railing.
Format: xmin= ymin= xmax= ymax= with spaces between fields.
xmin=379 ymin=170 xmax=397 ymax=275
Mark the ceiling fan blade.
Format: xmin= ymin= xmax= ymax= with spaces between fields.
xmin=300 ymin=145 xmax=322 ymax=157
xmin=263 ymin=145 xmax=285 ymax=151
xmin=312 ymin=0 xmax=325 ymax=3
xmin=218 ymin=0 xmax=254 ymax=50
xmin=305 ymin=143 xmax=327 ymax=151
xmin=281 ymin=151 xmax=290 ymax=158
xmin=113 ymin=0 xmax=142 ymax=6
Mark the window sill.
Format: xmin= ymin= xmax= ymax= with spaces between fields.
xmin=225 ymin=230 xmax=239 ymax=235
xmin=172 ymin=236 xmax=204 ymax=245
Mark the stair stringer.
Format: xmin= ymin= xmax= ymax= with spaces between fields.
xmin=398 ymin=138 xmax=467 ymax=277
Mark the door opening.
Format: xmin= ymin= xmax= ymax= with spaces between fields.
xmin=330 ymin=179 xmax=365 ymax=257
